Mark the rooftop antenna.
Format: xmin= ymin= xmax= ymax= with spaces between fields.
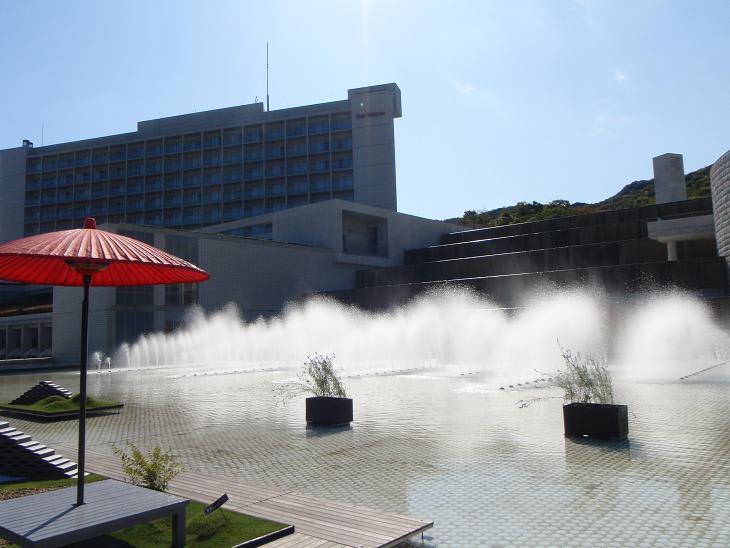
xmin=266 ymin=42 xmax=270 ymax=112
xmin=41 ymin=124 xmax=44 ymax=146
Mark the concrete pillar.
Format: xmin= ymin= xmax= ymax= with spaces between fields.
xmin=653 ymin=153 xmax=687 ymax=204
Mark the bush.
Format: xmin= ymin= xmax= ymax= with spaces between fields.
xmin=275 ymin=353 xmax=348 ymax=401
xmin=112 ymin=442 xmax=182 ymax=492
xmin=555 ymin=348 xmax=614 ymax=404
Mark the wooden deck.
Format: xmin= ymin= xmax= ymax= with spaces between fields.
xmin=0 ymin=479 xmax=187 ymax=548
xmin=54 ymin=443 xmax=433 ymax=547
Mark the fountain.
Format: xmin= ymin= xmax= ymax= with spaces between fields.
xmin=112 ymin=287 xmax=730 ymax=383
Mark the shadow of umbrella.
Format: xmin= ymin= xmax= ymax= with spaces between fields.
xmin=0 ymin=218 xmax=209 ymax=505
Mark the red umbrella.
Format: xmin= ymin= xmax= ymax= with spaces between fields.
xmin=0 ymin=218 xmax=209 ymax=505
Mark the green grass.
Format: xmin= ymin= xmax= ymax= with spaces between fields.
xmin=0 ymin=477 xmax=286 ymax=547
xmin=0 ymin=394 xmax=122 ymax=415
xmin=0 ymin=473 xmax=106 ymax=493
xmin=95 ymin=500 xmax=285 ymax=547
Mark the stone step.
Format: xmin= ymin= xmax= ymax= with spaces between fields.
xmin=0 ymin=427 xmax=18 ymax=435
xmin=327 ymin=256 xmax=727 ymax=310
xmin=0 ymin=421 xmax=8 ymax=429
xmin=405 ymin=220 xmax=648 ymax=264
xmin=55 ymin=461 xmax=78 ymax=473
xmin=43 ymin=456 xmax=69 ymax=466
xmin=19 ymin=441 xmax=43 ymax=450
xmin=32 ymin=448 xmax=55 ymax=458
xmin=360 ymin=238 xmax=670 ymax=288
xmin=8 ymin=433 xmax=31 ymax=444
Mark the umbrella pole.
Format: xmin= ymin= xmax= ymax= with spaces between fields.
xmin=76 ymin=275 xmax=91 ymax=506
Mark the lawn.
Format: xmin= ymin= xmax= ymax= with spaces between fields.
xmin=0 ymin=394 xmax=123 ymax=419
xmin=0 ymin=476 xmax=286 ymax=547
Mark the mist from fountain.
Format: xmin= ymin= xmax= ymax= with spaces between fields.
xmin=111 ymin=287 xmax=730 ymax=381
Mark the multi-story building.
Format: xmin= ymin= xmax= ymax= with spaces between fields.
xmin=0 ymin=83 xmax=401 ymax=243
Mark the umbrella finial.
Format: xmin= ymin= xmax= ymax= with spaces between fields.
xmin=83 ymin=218 xmax=97 ymax=229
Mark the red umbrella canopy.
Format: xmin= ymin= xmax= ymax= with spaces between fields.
xmin=0 ymin=218 xmax=209 ymax=286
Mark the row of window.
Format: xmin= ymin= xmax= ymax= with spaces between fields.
xmin=23 ymin=191 xmax=354 ymax=235
xmin=26 ymin=114 xmax=354 ymax=173
xmin=25 ymin=181 xmax=353 ymax=218
xmin=25 ymin=170 xmax=353 ymax=202
xmin=26 ymin=154 xmax=354 ymax=190
xmin=29 ymin=139 xmax=353 ymax=175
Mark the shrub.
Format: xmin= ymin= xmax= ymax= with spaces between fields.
xmin=112 ymin=442 xmax=182 ymax=492
xmin=275 ymin=353 xmax=348 ymax=401
xmin=555 ymin=348 xmax=614 ymax=404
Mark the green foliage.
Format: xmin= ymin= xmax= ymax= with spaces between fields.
xmin=555 ymin=347 xmax=614 ymax=404
xmin=275 ymin=353 xmax=348 ymax=401
xmin=302 ymin=353 xmax=348 ymax=397
xmin=112 ymin=442 xmax=182 ymax=492
xmin=456 ymin=165 xmax=712 ymax=227
xmin=1 ymin=394 xmax=117 ymax=414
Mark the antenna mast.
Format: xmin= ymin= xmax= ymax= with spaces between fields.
xmin=266 ymin=42 xmax=270 ymax=112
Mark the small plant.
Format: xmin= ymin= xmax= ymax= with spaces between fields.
xmin=274 ymin=353 xmax=347 ymax=401
xmin=112 ymin=442 xmax=182 ymax=492
xmin=555 ymin=347 xmax=614 ymax=404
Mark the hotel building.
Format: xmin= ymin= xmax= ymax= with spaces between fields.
xmin=0 ymin=83 xmax=402 ymax=244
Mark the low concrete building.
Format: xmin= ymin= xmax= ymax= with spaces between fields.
xmin=48 ymin=200 xmax=462 ymax=363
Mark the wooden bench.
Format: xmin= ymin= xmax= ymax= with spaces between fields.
xmin=0 ymin=479 xmax=188 ymax=547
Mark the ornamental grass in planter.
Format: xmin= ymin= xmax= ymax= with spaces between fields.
xmin=275 ymin=354 xmax=353 ymax=427
xmin=557 ymin=348 xmax=628 ymax=440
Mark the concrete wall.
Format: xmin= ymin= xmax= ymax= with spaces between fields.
xmin=0 ymin=146 xmax=28 ymax=243
xmin=199 ymin=199 xmax=463 ymax=267
xmin=196 ymin=236 xmax=357 ymax=318
xmin=52 ymin=284 xmax=116 ymax=364
xmin=710 ymin=148 xmax=730 ymax=275
xmin=49 ymin=226 xmax=372 ymax=362
xmin=348 ymin=84 xmax=401 ymax=211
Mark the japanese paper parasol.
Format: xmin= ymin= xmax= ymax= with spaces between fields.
xmin=0 ymin=218 xmax=209 ymax=505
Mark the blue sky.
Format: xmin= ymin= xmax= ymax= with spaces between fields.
xmin=1 ymin=0 xmax=729 ymax=219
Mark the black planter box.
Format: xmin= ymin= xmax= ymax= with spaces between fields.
xmin=563 ymin=403 xmax=628 ymax=440
xmin=306 ymin=397 xmax=353 ymax=426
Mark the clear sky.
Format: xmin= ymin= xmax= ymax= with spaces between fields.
xmin=1 ymin=0 xmax=729 ymax=220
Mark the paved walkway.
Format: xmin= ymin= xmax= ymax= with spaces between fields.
xmin=55 ymin=443 xmax=433 ymax=548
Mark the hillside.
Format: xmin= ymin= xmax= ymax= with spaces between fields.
xmin=452 ymin=165 xmax=711 ymax=228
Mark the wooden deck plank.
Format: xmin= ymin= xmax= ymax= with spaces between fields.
xmin=245 ymin=497 xmax=411 ymax=537
xmin=271 ymin=493 xmax=428 ymax=530
xmin=238 ymin=505 xmax=389 ymax=547
xmin=48 ymin=443 xmax=432 ymax=547
xmin=265 ymin=533 xmax=343 ymax=547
